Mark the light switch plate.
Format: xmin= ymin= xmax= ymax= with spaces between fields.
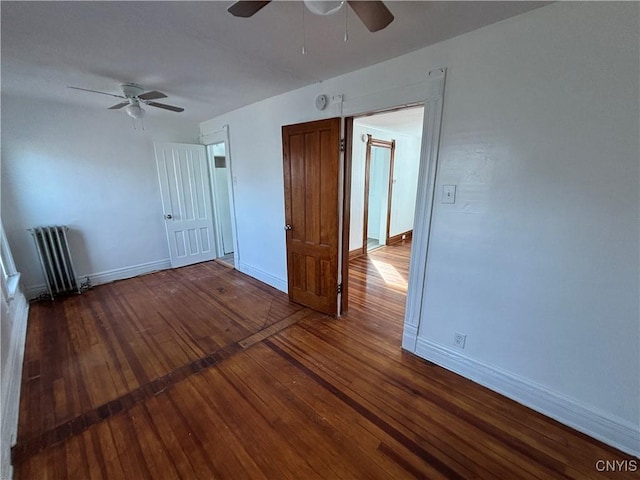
xmin=442 ymin=185 xmax=456 ymax=204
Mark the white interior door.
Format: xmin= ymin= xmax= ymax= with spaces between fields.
xmin=154 ymin=142 xmax=216 ymax=268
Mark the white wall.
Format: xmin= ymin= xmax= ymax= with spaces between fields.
xmin=201 ymin=92 xmax=330 ymax=291
xmin=201 ymin=2 xmax=639 ymax=454
xmin=1 ymin=95 xmax=199 ymax=295
xmin=349 ymin=123 xmax=421 ymax=251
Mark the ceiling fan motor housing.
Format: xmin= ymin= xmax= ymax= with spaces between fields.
xmin=121 ymin=83 xmax=145 ymax=98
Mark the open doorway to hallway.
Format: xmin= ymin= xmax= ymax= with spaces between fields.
xmin=207 ymin=142 xmax=236 ymax=268
xmin=346 ymin=106 xmax=424 ymax=315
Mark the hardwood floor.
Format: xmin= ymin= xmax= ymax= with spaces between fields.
xmin=13 ymin=242 xmax=636 ymax=478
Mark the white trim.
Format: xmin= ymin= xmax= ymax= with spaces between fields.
xmin=88 ymin=258 xmax=172 ymax=286
xmin=25 ymin=258 xmax=171 ymax=299
xmin=1 ymin=221 xmax=20 ymax=301
xmin=199 ymin=126 xmax=226 ymax=146
xmin=1 ymin=289 xmax=29 ymax=480
xmin=343 ymin=69 xmax=445 ymax=117
xmin=237 ymin=262 xmax=287 ymax=293
xmin=402 ymin=69 xmax=447 ymax=353
xmin=4 ymin=272 xmax=20 ymax=302
xmin=414 ymin=337 xmax=640 ymax=457
xmin=401 ymin=324 xmax=418 ymax=351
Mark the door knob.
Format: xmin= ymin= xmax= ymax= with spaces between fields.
xmin=284 ymin=224 xmax=292 ymax=231
xmin=164 ymin=214 xmax=173 ymax=220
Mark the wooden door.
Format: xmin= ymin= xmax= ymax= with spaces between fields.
xmin=154 ymin=142 xmax=216 ymax=268
xmin=282 ymin=118 xmax=341 ymax=316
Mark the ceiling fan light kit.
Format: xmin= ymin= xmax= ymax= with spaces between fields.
xmin=303 ymin=0 xmax=344 ymax=16
xmin=125 ymin=102 xmax=145 ymax=120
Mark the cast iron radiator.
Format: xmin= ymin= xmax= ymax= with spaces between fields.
xmin=29 ymin=225 xmax=81 ymax=299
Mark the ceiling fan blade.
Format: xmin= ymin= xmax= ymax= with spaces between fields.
xmin=147 ymin=102 xmax=184 ymax=113
xmin=138 ymin=90 xmax=167 ymax=101
xmin=67 ymin=86 xmax=125 ymax=99
xmin=108 ymin=102 xmax=129 ymax=110
xmin=347 ymin=1 xmax=394 ymax=32
xmin=227 ymin=1 xmax=270 ymax=17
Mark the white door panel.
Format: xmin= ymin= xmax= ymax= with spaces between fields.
xmin=155 ymin=142 xmax=216 ymax=268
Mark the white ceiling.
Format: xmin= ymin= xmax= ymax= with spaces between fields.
xmin=1 ymin=1 xmax=546 ymax=123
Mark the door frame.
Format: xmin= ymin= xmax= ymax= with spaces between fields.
xmin=362 ymin=135 xmax=396 ymax=255
xmin=201 ymin=126 xmax=240 ymax=268
xmin=339 ymin=68 xmax=447 ymax=325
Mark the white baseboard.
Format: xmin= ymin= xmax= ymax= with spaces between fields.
xmin=1 ymin=289 xmax=29 ymax=480
xmin=401 ymin=324 xmax=418 ymax=351
xmin=25 ymin=258 xmax=172 ymax=299
xmin=237 ymin=262 xmax=287 ymax=293
xmin=414 ymin=337 xmax=640 ymax=457
xmin=87 ymin=258 xmax=171 ymax=286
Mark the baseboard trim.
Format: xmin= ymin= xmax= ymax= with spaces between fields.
xmin=413 ymin=337 xmax=640 ymax=457
xmin=401 ymin=324 xmax=418 ymax=351
xmin=387 ymin=230 xmax=413 ymax=245
xmin=88 ymin=259 xmax=172 ymax=286
xmin=25 ymin=259 xmax=172 ymax=299
xmin=1 ymin=289 xmax=29 ymax=480
xmin=349 ymin=248 xmax=365 ymax=260
xmin=237 ymin=262 xmax=288 ymax=293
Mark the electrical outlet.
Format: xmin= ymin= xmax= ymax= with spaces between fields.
xmin=453 ymin=332 xmax=466 ymax=349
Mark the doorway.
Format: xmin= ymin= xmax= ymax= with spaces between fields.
xmin=363 ymin=136 xmax=395 ymax=253
xmin=207 ymin=143 xmax=235 ymax=267
xmin=348 ymin=107 xmax=423 ymax=258
xmin=344 ymin=106 xmax=424 ymax=313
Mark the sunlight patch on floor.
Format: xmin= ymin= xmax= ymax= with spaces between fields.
xmin=371 ymin=259 xmax=407 ymax=291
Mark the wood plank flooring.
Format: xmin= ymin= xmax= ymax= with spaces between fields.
xmin=13 ymin=242 xmax=637 ymax=478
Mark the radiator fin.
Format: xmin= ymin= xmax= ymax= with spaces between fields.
xmin=29 ymin=226 xmax=81 ymax=299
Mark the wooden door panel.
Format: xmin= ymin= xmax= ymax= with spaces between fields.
xmin=283 ymin=118 xmax=341 ymax=316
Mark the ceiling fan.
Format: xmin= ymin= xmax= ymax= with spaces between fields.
xmin=67 ymin=83 xmax=184 ymax=119
xmin=228 ymin=1 xmax=394 ymax=32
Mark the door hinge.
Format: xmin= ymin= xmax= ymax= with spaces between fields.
xmin=337 ymin=283 xmax=343 ymax=294
xmin=340 ymin=138 xmax=345 ymax=152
